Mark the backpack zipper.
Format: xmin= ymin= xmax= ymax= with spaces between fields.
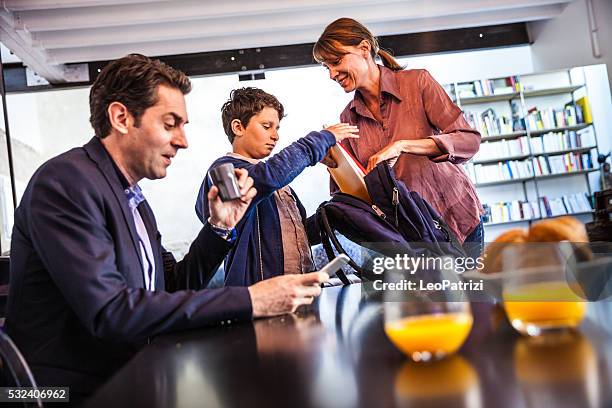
xmin=371 ymin=205 xmax=386 ymax=219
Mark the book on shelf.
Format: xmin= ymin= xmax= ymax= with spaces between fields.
xmin=522 ymin=201 xmax=540 ymax=219
xmin=483 ymin=193 xmax=592 ymax=224
xmin=457 ymin=76 xmax=520 ymax=98
xmin=472 ymin=136 xmax=528 ymax=161
xmin=466 ymin=159 xmax=534 ymax=184
xmin=575 ymin=96 xmax=592 ymax=124
xmin=483 ymin=200 xmax=538 ymax=224
xmin=539 ymin=193 xmax=592 ymax=217
xmin=464 ymin=108 xmax=513 ymax=137
xmin=530 ymin=127 xmax=595 ymax=154
xmin=524 ymin=103 xmax=584 ymax=131
xmin=327 ymin=144 xmax=372 ymax=203
xmin=511 ymin=101 xmax=526 ymax=131
xmin=532 ymin=151 xmax=594 ymax=176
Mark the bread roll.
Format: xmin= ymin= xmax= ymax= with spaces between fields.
xmin=480 ymin=216 xmax=592 ymax=274
xmin=528 ymin=216 xmax=588 ymax=243
xmin=481 ymin=228 xmax=528 ymax=274
xmin=529 ymin=216 xmax=592 ymax=261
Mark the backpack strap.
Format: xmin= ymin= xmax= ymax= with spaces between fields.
xmin=316 ymin=204 xmax=365 ymax=283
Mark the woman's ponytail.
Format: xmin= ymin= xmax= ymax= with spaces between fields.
xmin=377 ymin=49 xmax=404 ymax=72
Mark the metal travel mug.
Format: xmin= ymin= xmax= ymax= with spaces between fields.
xmin=208 ymin=163 xmax=242 ymax=202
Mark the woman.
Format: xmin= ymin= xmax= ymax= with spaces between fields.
xmin=314 ymin=18 xmax=485 ymax=258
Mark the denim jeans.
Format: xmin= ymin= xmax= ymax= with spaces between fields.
xmin=462 ymin=217 xmax=484 ymax=259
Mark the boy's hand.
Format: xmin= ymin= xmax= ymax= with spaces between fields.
xmin=324 ymin=123 xmax=359 ymax=143
xmin=208 ymin=168 xmax=257 ymax=229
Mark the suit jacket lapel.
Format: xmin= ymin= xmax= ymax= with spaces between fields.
xmin=82 ymin=137 xmax=144 ymax=276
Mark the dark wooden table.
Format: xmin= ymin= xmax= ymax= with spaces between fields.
xmin=84 ymin=284 xmax=612 ymax=408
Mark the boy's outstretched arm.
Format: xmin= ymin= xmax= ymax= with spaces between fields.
xmin=238 ymin=124 xmax=358 ymax=198
xmin=197 ymin=124 xmax=358 ymax=223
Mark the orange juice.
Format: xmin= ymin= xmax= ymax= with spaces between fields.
xmin=384 ymin=313 xmax=473 ymax=360
xmin=503 ymin=281 xmax=586 ymax=335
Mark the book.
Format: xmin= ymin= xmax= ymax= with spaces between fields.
xmin=575 ymin=96 xmax=593 ymax=124
xmin=327 ymin=144 xmax=372 ymax=203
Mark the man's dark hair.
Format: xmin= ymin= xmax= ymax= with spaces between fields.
xmin=89 ymin=53 xmax=192 ymax=138
xmin=221 ymin=87 xmax=285 ymax=144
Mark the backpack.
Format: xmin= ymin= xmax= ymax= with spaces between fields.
xmin=316 ymin=162 xmax=466 ymax=285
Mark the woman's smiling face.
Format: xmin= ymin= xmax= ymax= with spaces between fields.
xmin=322 ymin=45 xmax=371 ymax=93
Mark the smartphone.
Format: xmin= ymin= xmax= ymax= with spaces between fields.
xmin=319 ymin=254 xmax=350 ymax=278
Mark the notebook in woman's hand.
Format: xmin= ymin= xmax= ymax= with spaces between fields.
xmin=327 ymin=144 xmax=372 ymax=204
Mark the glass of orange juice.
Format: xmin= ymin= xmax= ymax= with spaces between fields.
xmin=383 ymin=268 xmax=473 ymax=362
xmin=501 ymin=243 xmax=587 ymax=336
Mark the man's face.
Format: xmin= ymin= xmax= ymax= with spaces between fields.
xmin=233 ymin=106 xmax=280 ymax=160
xmin=125 ymin=84 xmax=188 ymax=181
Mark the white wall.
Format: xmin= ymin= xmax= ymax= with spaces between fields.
xmin=529 ymin=0 xmax=612 ymax=91
xmin=532 ymin=0 xmax=612 ymax=155
xmin=399 ymin=45 xmax=534 ymax=84
xmin=528 ymin=0 xmax=612 ymax=181
xmin=583 ymin=64 xmax=612 ymax=162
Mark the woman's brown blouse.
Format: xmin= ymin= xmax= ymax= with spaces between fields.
xmin=338 ymin=66 xmax=484 ymax=243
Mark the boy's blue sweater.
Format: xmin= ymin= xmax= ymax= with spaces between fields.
xmin=196 ymin=130 xmax=336 ymax=286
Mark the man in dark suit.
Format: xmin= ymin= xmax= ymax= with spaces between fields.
xmin=5 ymin=54 xmax=327 ymax=401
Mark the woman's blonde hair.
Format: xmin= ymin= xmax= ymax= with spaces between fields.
xmin=313 ymin=18 xmax=403 ymax=71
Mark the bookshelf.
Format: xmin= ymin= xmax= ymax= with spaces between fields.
xmin=481 ymin=131 xmax=526 ymax=142
xmin=449 ymin=69 xmax=601 ymax=230
xmin=461 ymin=93 xmax=519 ymax=105
xmin=473 ymin=168 xmax=599 ymax=187
xmin=523 ymin=85 xmax=583 ymax=98
xmin=473 ymin=154 xmax=530 ymax=165
xmin=484 ymin=210 xmax=594 ymax=227
xmin=529 ymin=123 xmax=591 ymax=136
xmin=459 ymin=85 xmax=584 ymax=104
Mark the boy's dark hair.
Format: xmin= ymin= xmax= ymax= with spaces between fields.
xmin=221 ymin=87 xmax=285 ymax=144
xmin=89 ymin=53 xmax=192 ymax=138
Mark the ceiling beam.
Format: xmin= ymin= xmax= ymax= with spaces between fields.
xmin=29 ymin=2 xmax=567 ymax=50
xmin=11 ymin=0 xmax=568 ymax=31
xmin=86 ymin=23 xmax=531 ymax=78
xmin=3 ymin=22 xmax=531 ymax=93
xmin=10 ymin=0 xmax=407 ymax=31
xmin=0 ymin=9 xmax=68 ymax=82
xmin=2 ymin=0 xmax=169 ymax=11
xmin=42 ymin=5 xmax=559 ymax=64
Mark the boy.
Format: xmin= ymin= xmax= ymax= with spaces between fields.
xmin=196 ymin=87 xmax=358 ymax=286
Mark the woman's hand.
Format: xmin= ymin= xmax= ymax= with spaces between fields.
xmin=323 ymin=123 xmax=359 ymax=143
xmin=366 ymin=140 xmax=405 ymax=173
